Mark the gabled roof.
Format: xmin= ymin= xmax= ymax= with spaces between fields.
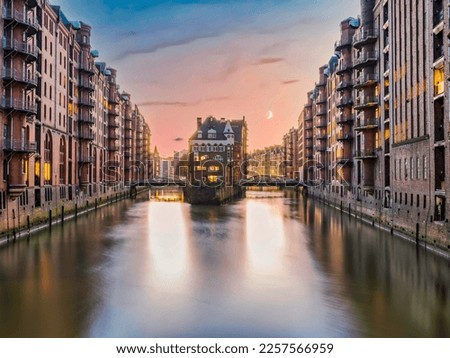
xmin=189 ymin=116 xmax=246 ymax=143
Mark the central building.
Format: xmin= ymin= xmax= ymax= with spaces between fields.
xmin=186 ymin=116 xmax=247 ymax=204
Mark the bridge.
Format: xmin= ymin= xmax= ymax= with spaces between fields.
xmin=133 ymin=178 xmax=305 ymax=188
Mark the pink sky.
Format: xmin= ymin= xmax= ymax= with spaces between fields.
xmin=55 ymin=0 xmax=360 ymax=156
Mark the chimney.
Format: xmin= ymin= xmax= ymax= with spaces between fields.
xmin=197 ymin=117 xmax=202 ymax=130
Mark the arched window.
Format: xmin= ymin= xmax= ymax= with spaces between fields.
xmin=59 ymin=137 xmax=66 ymax=184
xmin=44 ymin=132 xmax=52 ymax=185
xmin=93 ymin=148 xmax=97 ymax=182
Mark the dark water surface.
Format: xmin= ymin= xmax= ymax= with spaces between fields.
xmin=0 ymin=191 xmax=448 ymax=337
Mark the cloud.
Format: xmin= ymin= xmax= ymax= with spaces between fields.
xmin=204 ymin=96 xmax=230 ymax=102
xmin=114 ymin=33 xmax=221 ymax=61
xmin=174 ymin=137 xmax=184 ymax=142
xmin=254 ymin=57 xmax=284 ymax=65
xmin=282 ymin=80 xmax=299 ymax=85
xmin=137 ymin=100 xmax=198 ymax=107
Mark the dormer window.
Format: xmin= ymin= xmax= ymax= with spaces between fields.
xmin=198 ymin=132 xmax=202 ymax=139
xmin=207 ymin=128 xmax=217 ymax=139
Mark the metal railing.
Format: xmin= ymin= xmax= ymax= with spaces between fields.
xmin=2 ymin=38 xmax=39 ymax=59
xmin=354 ymin=117 xmax=379 ymax=129
xmin=355 ymin=150 xmax=377 ymax=158
xmin=353 ymin=28 xmax=378 ymax=46
xmin=2 ymin=68 xmax=38 ymax=86
xmin=354 ymin=96 xmax=378 ymax=108
xmin=1 ymin=96 xmax=37 ymax=114
xmin=3 ymin=8 xmax=40 ymax=30
xmin=2 ymin=139 xmax=36 ymax=152
xmin=353 ymin=51 xmax=378 ymax=67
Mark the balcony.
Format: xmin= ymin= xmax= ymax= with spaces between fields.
xmin=336 ymin=156 xmax=353 ymax=166
xmin=316 ymin=134 xmax=328 ymax=141
xmin=78 ymin=79 xmax=95 ymax=92
xmin=314 ymin=145 xmax=327 ymax=152
xmin=354 ymin=150 xmax=377 ymax=159
xmin=316 ymin=95 xmax=327 ymax=104
xmin=1 ymin=97 xmax=37 ymax=114
xmin=79 ymin=61 xmax=95 ymax=75
xmin=108 ymin=145 xmax=120 ymax=152
xmin=79 ymin=96 xmax=94 ymax=107
xmin=336 ymin=80 xmax=353 ymax=92
xmin=109 ymin=119 xmax=120 ymax=128
xmin=78 ymin=156 xmax=94 ymax=164
xmin=2 ymin=38 xmax=39 ymax=62
xmin=353 ymin=28 xmax=378 ymax=48
xmin=26 ymin=0 xmax=38 ymax=8
xmin=3 ymin=139 xmax=36 ymax=153
xmin=305 ymin=122 xmax=313 ymax=130
xmin=337 ymin=113 xmax=354 ymax=125
xmin=316 ymin=79 xmax=327 ymax=88
xmin=336 ymin=96 xmax=353 ymax=108
xmin=3 ymin=8 xmax=41 ymax=35
xmin=353 ymin=51 xmax=378 ymax=69
xmin=316 ymin=118 xmax=328 ymax=128
xmin=109 ymin=131 xmax=120 ymax=140
xmin=78 ymin=131 xmax=94 ymax=141
xmin=354 ymin=96 xmax=378 ymax=110
xmin=336 ymin=132 xmax=353 ymax=141
xmin=335 ymin=35 xmax=353 ymax=51
xmin=109 ymin=96 xmax=120 ymax=105
xmin=354 ymin=117 xmax=379 ymax=131
xmin=354 ymin=73 xmax=379 ymax=88
xmin=316 ymin=109 xmax=327 ymax=117
xmin=2 ymin=68 xmax=38 ymax=88
xmin=78 ymin=115 xmax=94 ymax=124
xmin=336 ymin=62 xmax=353 ymax=75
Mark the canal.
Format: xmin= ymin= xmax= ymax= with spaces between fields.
xmin=0 ymin=190 xmax=448 ymax=338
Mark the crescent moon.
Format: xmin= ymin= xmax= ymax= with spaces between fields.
xmin=267 ymin=110 xmax=273 ymax=120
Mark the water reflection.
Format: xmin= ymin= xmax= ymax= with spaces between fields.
xmin=0 ymin=191 xmax=448 ymax=337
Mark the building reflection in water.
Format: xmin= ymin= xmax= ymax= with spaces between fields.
xmin=0 ymin=190 xmax=448 ymax=337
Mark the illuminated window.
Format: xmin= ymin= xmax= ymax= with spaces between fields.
xmin=44 ymin=132 xmax=52 ymax=185
xmin=434 ymin=65 xmax=445 ymax=96
xmin=209 ymin=166 xmax=220 ymax=172
xmin=207 ymin=175 xmax=218 ymax=183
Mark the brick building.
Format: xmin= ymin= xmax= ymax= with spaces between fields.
xmin=0 ymin=0 xmax=152 ymax=234
xmin=295 ymin=0 xmax=450 ymax=249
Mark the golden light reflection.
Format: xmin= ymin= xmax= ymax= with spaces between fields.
xmin=147 ymin=202 xmax=189 ymax=287
xmin=245 ymin=200 xmax=285 ymax=276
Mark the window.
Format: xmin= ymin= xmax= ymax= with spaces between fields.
xmin=60 ymin=138 xmax=66 ymax=184
xmin=207 ymin=175 xmax=219 ymax=183
xmin=423 ymin=155 xmax=428 ymax=179
xmin=417 ymin=157 xmax=421 ymax=179
xmin=44 ymin=132 xmax=52 ymax=185
xmin=410 ymin=157 xmax=414 ymax=180
xmin=434 ymin=65 xmax=445 ymax=96
xmin=208 ymin=166 xmax=220 ymax=172
xmin=404 ymin=158 xmax=408 ymax=179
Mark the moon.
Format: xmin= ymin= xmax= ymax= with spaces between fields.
xmin=267 ymin=110 xmax=273 ymax=120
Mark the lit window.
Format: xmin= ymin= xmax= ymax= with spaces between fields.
xmin=434 ymin=66 xmax=445 ymax=96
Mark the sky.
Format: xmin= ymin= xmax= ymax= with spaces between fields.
xmin=53 ymin=0 xmax=360 ymax=156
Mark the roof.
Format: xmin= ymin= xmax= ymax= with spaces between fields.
xmin=189 ymin=116 xmax=246 ymax=143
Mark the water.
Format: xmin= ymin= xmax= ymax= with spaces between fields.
xmin=0 ymin=190 xmax=448 ymax=338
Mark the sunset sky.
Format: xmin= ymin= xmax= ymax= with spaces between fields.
xmin=54 ymin=0 xmax=359 ymax=156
